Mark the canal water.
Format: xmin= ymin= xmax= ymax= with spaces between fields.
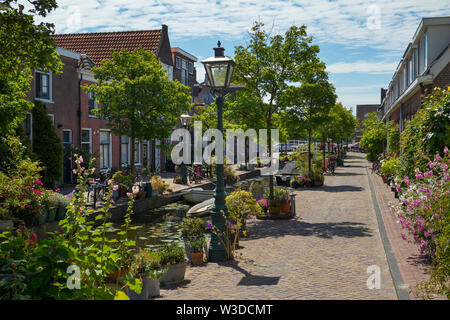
xmin=109 ymin=176 xmax=271 ymax=250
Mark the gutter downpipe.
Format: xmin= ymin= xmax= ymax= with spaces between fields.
xmin=78 ymin=73 xmax=83 ymax=148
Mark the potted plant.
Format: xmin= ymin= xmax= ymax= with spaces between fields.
xmin=158 ymin=244 xmax=187 ymax=285
xmin=187 ymin=236 xmax=206 ymax=265
xmin=112 ymin=171 xmax=133 ymax=197
xmin=264 ymin=187 xmax=290 ymax=215
xmin=46 ymin=192 xmax=59 ymax=223
xmin=150 ymin=175 xmax=164 ymax=196
xmin=54 ymin=192 xmax=70 ymax=221
xmin=127 ymin=249 xmax=165 ymax=299
xmin=312 ymin=171 xmax=324 ymax=187
xmin=179 ymin=217 xmax=206 ymax=261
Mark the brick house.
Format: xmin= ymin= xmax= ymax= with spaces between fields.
xmin=379 ymin=17 xmax=450 ymax=130
xmin=355 ymin=104 xmax=380 ymax=142
xmin=28 ymin=25 xmax=197 ymax=184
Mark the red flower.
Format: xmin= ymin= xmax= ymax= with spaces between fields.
xmin=29 ymin=241 xmax=35 ymax=246
xmin=30 ymin=233 xmax=37 ymax=240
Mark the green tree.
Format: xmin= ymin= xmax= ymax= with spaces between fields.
xmin=83 ymin=48 xmax=192 ymax=174
xmin=360 ymin=112 xmax=390 ymax=162
xmin=283 ymin=68 xmax=336 ymax=173
xmin=32 ymin=101 xmax=63 ymax=187
xmin=0 ymin=0 xmax=62 ymax=135
xmin=232 ymin=22 xmax=326 ymax=197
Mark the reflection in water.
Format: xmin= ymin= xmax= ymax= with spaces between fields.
xmin=106 ymin=176 xmax=270 ymax=250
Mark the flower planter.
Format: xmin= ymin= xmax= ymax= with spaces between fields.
xmin=280 ymin=202 xmax=291 ymax=214
xmin=152 ymin=189 xmax=159 ymax=196
xmin=268 ymin=205 xmax=281 ymax=215
xmin=57 ymin=206 xmax=66 ymax=221
xmin=190 ymin=252 xmax=204 ymax=265
xmin=47 ymin=207 xmax=57 ymax=223
xmin=159 ymin=262 xmax=187 ymax=285
xmin=127 ymin=275 xmax=160 ymax=300
xmin=37 ymin=211 xmax=48 ymax=225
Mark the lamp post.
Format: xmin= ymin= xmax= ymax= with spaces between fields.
xmin=202 ymin=41 xmax=235 ymax=262
xmin=180 ymin=113 xmax=191 ymax=185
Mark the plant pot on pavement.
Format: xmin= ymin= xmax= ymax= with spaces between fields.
xmin=127 ymin=275 xmax=160 ymax=300
xmin=159 ymin=262 xmax=187 ymax=285
xmin=37 ymin=210 xmax=48 ymax=225
xmin=47 ymin=207 xmax=57 ymax=223
xmin=280 ymin=201 xmax=291 ymax=214
xmin=190 ymin=252 xmax=204 ymax=265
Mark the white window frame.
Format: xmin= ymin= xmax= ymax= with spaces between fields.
xmin=176 ymin=56 xmax=181 ymax=69
xmin=81 ymin=128 xmax=92 ymax=154
xmin=100 ymin=130 xmax=112 ymax=169
xmin=121 ymin=136 xmax=130 ymax=166
xmin=134 ymin=139 xmax=140 ymax=165
xmin=188 ymin=61 xmax=194 ymax=74
xmin=423 ymin=32 xmax=428 ymax=71
xmin=48 ymin=113 xmax=55 ymax=125
xmin=35 ymin=70 xmax=53 ymax=103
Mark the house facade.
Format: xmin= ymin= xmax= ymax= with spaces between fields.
xmin=355 ymin=104 xmax=380 ymax=142
xmin=379 ymin=17 xmax=450 ymax=130
xmin=27 ymin=25 xmax=197 ymax=184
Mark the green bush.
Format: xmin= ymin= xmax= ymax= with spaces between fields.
xmin=158 ymin=244 xmax=185 ymax=266
xmin=399 ymin=87 xmax=450 ymax=178
xmin=380 ymin=157 xmax=400 ymax=178
xmin=179 ymin=217 xmax=205 ymax=239
xmin=360 ymin=112 xmax=390 ymax=162
xmin=32 ymin=102 xmax=63 ymax=187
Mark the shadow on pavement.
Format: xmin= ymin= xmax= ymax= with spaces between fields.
xmin=246 ymin=219 xmax=372 ymax=240
xmin=303 ymin=185 xmax=364 ymax=192
xmin=218 ymin=260 xmax=281 ymax=286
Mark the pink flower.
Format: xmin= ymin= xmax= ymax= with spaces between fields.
xmin=443 ymin=164 xmax=448 ymax=171
xmin=55 ymin=188 xmax=60 ymax=192
xmin=444 ymin=146 xmax=448 ymax=154
xmin=418 ymin=149 xmax=422 ymax=153
xmin=91 ymin=168 xmax=96 ymax=174
xmin=73 ymin=169 xmax=77 ymax=174
xmin=34 ymin=190 xmax=42 ymax=196
xmin=79 ymin=156 xmax=84 ymax=163
xmin=132 ymin=186 xmax=139 ymax=194
xmin=113 ymin=185 xmax=119 ymax=191
xmin=126 ymin=192 xmax=131 ymax=198
xmin=404 ymin=176 xmax=410 ymax=186
xmin=81 ymin=167 xmax=85 ymax=171
xmin=401 ymin=233 xmax=406 ymax=241
xmin=415 ymin=173 xmax=423 ymax=179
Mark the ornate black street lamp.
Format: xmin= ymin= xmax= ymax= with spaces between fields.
xmin=202 ymin=41 xmax=235 ymax=262
xmin=180 ymin=113 xmax=191 ymax=185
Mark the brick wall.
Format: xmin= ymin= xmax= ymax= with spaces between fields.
xmin=432 ymin=61 xmax=450 ymax=89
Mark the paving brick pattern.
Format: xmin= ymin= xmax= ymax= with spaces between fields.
xmin=156 ymin=153 xmax=397 ymax=300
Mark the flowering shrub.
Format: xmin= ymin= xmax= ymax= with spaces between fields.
xmin=207 ymin=211 xmax=246 ymax=260
xmin=392 ymin=147 xmax=449 ymax=298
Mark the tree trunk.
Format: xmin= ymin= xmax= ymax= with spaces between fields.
xmin=308 ymin=127 xmax=312 ymax=174
xmin=268 ymin=117 xmax=274 ymax=200
xmin=130 ymin=137 xmax=135 ymax=176
xmin=322 ymin=133 xmax=326 ymax=171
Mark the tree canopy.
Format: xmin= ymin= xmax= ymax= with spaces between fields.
xmin=0 ymin=0 xmax=61 ymax=135
xmin=83 ymin=48 xmax=192 ymax=173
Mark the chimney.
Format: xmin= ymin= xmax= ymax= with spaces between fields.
xmin=380 ymin=88 xmax=387 ymax=104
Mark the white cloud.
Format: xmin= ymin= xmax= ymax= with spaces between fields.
xmin=327 ymin=60 xmax=399 ymax=74
xmin=37 ymin=0 xmax=450 ymax=52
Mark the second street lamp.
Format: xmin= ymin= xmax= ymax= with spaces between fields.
xmin=180 ymin=113 xmax=191 ymax=185
xmin=201 ymin=41 xmax=235 ymax=262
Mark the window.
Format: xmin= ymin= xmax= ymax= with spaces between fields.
xmin=409 ymin=54 xmax=414 ymax=84
xmin=143 ymin=141 xmax=149 ymax=166
xmin=188 ymin=61 xmax=194 ymax=74
xmin=35 ymin=71 xmax=51 ymax=100
xmin=88 ymin=92 xmax=98 ymax=117
xmin=181 ymin=59 xmax=189 ymax=85
xmin=134 ymin=139 xmax=140 ymax=164
xmin=121 ymin=136 xmax=130 ymax=165
xmin=81 ymin=129 xmax=92 ymax=154
xmin=48 ymin=114 xmax=55 ymax=124
xmin=63 ymin=130 xmax=72 ymax=145
xmin=176 ymin=56 xmax=181 ymax=69
xmin=100 ymin=131 xmax=111 ymax=169
xmin=423 ymin=33 xmax=428 ymax=71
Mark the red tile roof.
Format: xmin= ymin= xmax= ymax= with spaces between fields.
xmin=52 ymin=29 xmax=162 ymax=65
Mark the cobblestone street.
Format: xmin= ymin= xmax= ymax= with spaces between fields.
xmin=157 ymin=153 xmax=398 ymax=300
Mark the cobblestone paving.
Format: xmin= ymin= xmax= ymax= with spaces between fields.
xmin=157 ymin=153 xmax=397 ymax=300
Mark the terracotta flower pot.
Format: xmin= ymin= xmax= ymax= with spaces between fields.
xmin=190 ymin=252 xmax=204 ymax=265
xmin=280 ymin=202 xmax=291 ymax=214
xmin=107 ymin=268 xmax=129 ymax=279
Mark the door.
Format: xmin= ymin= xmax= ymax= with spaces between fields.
xmin=63 ymin=130 xmax=72 ymax=184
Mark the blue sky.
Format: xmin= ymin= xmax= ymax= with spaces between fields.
xmin=36 ymin=0 xmax=450 ymax=113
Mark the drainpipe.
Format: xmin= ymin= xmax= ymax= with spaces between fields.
xmin=78 ymin=73 xmax=83 ymax=147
